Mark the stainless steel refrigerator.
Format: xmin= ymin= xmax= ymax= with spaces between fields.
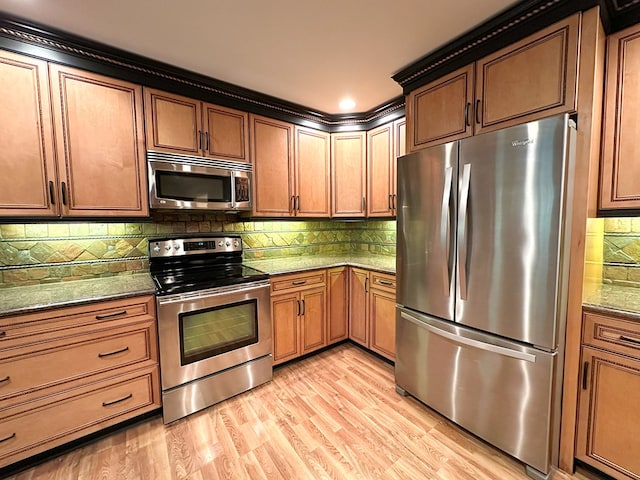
xmin=395 ymin=114 xmax=575 ymax=479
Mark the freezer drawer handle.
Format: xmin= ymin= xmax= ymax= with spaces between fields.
xmin=400 ymin=312 xmax=536 ymax=363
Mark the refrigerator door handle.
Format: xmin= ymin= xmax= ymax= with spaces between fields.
xmin=458 ymin=163 xmax=471 ymax=300
xmin=400 ymin=311 xmax=537 ymax=363
xmin=440 ymin=166 xmax=453 ymax=295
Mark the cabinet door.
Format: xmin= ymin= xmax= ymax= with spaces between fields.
xmin=143 ymin=88 xmax=202 ymax=156
xmin=250 ymin=115 xmax=294 ymax=217
xmin=331 ymin=132 xmax=366 ymax=217
xmin=369 ymin=288 xmax=396 ymax=361
xmin=577 ymin=347 xmax=640 ymax=480
xmin=300 ymin=287 xmax=327 ymax=355
xmin=295 ymin=126 xmax=330 ymax=217
xmin=392 ymin=117 xmax=406 ymax=213
xmin=367 ymin=123 xmax=394 ymax=217
xmin=202 ymin=103 xmax=249 ymax=162
xmin=327 ymin=267 xmax=349 ymax=344
xmin=0 ymin=50 xmax=57 ymax=216
xmin=406 ymin=65 xmax=474 ymax=151
xmin=49 ymin=65 xmax=148 ymax=216
xmin=348 ymin=268 xmax=369 ymax=347
xmin=271 ymin=293 xmax=300 ymax=366
xmin=475 ymin=13 xmax=579 ymax=135
xmin=600 ymin=25 xmax=640 ymax=210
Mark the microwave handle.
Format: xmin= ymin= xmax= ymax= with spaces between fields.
xmin=230 ymin=171 xmax=237 ymax=209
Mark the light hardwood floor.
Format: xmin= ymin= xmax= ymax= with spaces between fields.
xmin=6 ymin=344 xmax=598 ymax=480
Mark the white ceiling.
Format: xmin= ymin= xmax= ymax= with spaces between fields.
xmin=0 ymin=0 xmax=519 ymax=114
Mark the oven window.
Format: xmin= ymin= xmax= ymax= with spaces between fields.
xmin=179 ymin=299 xmax=258 ymax=365
xmin=156 ymin=171 xmax=231 ymax=203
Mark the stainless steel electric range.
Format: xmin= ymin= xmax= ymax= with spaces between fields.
xmin=149 ymin=236 xmax=271 ymax=424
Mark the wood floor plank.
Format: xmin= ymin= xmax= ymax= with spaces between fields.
xmin=3 ymin=344 xmax=598 ymax=480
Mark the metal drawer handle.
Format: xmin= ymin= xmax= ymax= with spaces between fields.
xmin=98 ymin=346 xmax=130 ymax=358
xmin=95 ymin=310 xmax=127 ymax=320
xmin=0 ymin=376 xmax=9 ymax=384
xmin=0 ymin=433 xmax=16 ymax=444
xmin=620 ymin=335 xmax=640 ymax=345
xmin=102 ymin=393 xmax=133 ymax=407
xmin=377 ymin=280 xmax=394 ymax=287
xmin=292 ymin=280 xmax=307 ymax=286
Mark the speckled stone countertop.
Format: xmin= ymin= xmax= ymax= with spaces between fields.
xmin=0 ymin=273 xmax=156 ymax=318
xmin=245 ymin=254 xmax=396 ymax=276
xmin=583 ymin=283 xmax=640 ymax=321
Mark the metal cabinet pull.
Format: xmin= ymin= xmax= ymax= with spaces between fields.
xmin=620 ymin=335 xmax=640 ymax=345
xmin=475 ymin=99 xmax=482 ymax=125
xmin=0 ymin=433 xmax=16 ymax=444
xmin=301 ymin=299 xmax=306 ymax=316
xmin=0 ymin=376 xmax=10 ymax=384
xmin=582 ymin=361 xmax=589 ymax=390
xmin=377 ymin=280 xmax=394 ymax=287
xmin=102 ymin=393 xmax=133 ymax=407
xmin=198 ymin=130 xmax=203 ymax=150
xmin=292 ymin=280 xmax=306 ymax=286
xmin=388 ymin=194 xmax=392 ymax=210
xmin=392 ymin=194 xmax=397 ymax=211
xmin=296 ymin=300 xmax=300 ymax=316
xmin=364 ymin=277 xmax=369 ymax=293
xmin=464 ymin=102 xmax=471 ymax=127
xmin=49 ymin=180 xmax=56 ymax=205
xmin=61 ymin=182 xmax=68 ymax=205
xmin=296 ymin=196 xmax=300 ymax=212
xmin=98 ymin=346 xmax=129 ymax=358
xmin=95 ymin=310 xmax=127 ymax=320
xmin=205 ymin=131 xmax=210 ymax=151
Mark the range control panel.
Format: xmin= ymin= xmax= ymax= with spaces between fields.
xmin=149 ymin=236 xmax=242 ymax=257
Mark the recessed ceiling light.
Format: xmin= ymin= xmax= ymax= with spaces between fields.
xmin=339 ymin=98 xmax=356 ymax=111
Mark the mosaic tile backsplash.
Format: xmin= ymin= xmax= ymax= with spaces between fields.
xmin=602 ymin=218 xmax=640 ymax=288
xmin=0 ymin=213 xmax=396 ymax=288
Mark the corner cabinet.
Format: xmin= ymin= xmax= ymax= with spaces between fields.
xmin=348 ymin=268 xmax=396 ymax=361
xmin=0 ymin=51 xmax=148 ymax=217
xmin=406 ymin=13 xmax=580 ymax=151
xmin=270 ymin=270 xmax=327 ymax=365
xmin=600 ymin=24 xmax=640 ymax=210
xmin=143 ymin=88 xmax=249 ymax=162
xmin=576 ymin=310 xmax=640 ymax=480
xmin=327 ymin=267 xmax=349 ymax=344
xmin=0 ymin=296 xmax=161 ymax=469
xmin=331 ymin=132 xmax=367 ymax=217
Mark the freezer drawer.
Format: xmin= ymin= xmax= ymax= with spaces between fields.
xmin=395 ymin=307 xmax=556 ymax=474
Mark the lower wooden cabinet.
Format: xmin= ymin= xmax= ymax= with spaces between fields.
xmin=576 ymin=310 xmax=640 ymax=480
xmin=0 ymin=296 xmax=161 ymax=469
xmin=327 ymin=267 xmax=349 ymax=344
xmin=348 ymin=268 xmax=397 ymax=361
xmin=271 ymin=271 xmax=327 ymax=365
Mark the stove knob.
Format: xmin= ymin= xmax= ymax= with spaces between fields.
xmin=164 ymin=245 xmax=172 ymax=252
xmin=174 ymin=245 xmax=181 ymax=251
xmin=218 ymin=241 xmax=224 ymax=247
xmin=234 ymin=239 xmax=240 ymax=247
xmin=153 ymin=245 xmax=160 ymax=253
xmin=226 ymin=240 xmax=231 ymax=247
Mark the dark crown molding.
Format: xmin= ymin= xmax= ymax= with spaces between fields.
xmin=0 ymin=12 xmax=404 ymax=132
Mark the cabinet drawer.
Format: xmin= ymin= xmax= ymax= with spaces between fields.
xmin=370 ymin=272 xmax=396 ymax=293
xmin=0 ymin=323 xmax=156 ymax=406
xmin=0 ymin=367 xmax=159 ymax=468
xmin=583 ymin=311 xmax=640 ymax=358
xmin=270 ymin=270 xmax=327 ymax=293
xmin=0 ymin=296 xmax=155 ymax=350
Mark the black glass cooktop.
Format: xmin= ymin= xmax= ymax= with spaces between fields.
xmin=153 ymin=264 xmax=268 ymax=295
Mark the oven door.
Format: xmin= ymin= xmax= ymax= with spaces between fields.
xmin=156 ymin=280 xmax=271 ymax=391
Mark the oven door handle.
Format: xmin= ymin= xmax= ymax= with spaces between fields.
xmin=156 ymin=280 xmax=270 ymax=305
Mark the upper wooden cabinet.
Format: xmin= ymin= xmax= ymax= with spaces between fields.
xmin=331 ymin=132 xmax=367 ymax=217
xmin=406 ymin=13 xmax=580 ymax=151
xmin=49 ymin=65 xmax=148 ymax=217
xmin=600 ymin=24 xmax=640 ymax=210
xmin=294 ymin=126 xmax=331 ymax=217
xmin=0 ymin=50 xmax=57 ymax=217
xmin=144 ymin=88 xmax=249 ymax=162
xmin=0 ymin=52 xmax=148 ymax=218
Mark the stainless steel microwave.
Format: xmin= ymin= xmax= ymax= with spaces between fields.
xmin=148 ymin=151 xmax=252 ymax=211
